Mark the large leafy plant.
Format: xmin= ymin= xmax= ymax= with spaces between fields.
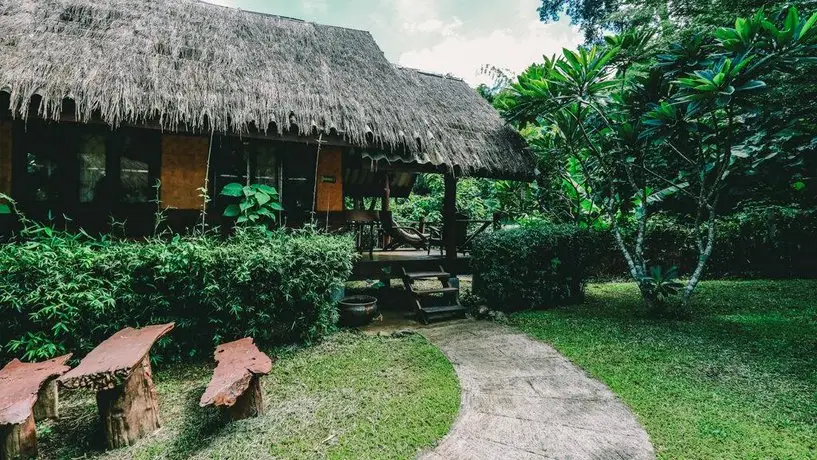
xmin=497 ymin=6 xmax=817 ymax=308
xmin=640 ymin=265 xmax=684 ymax=305
xmin=220 ymin=183 xmax=283 ymax=227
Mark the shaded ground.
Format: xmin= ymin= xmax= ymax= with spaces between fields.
xmin=36 ymin=333 xmax=459 ymax=460
xmin=419 ymin=321 xmax=655 ymax=460
xmin=511 ymin=280 xmax=817 ymax=459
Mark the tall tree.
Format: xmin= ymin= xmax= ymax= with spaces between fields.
xmin=500 ymin=7 xmax=817 ymax=307
xmin=539 ymin=0 xmax=817 ymax=206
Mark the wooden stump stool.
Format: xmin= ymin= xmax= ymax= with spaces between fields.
xmin=199 ymin=338 xmax=274 ymax=421
xmin=0 ymin=355 xmax=72 ymax=460
xmin=58 ymin=324 xmax=174 ymax=450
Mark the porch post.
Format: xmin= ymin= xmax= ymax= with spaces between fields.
xmin=382 ymin=173 xmax=391 ymax=249
xmin=382 ymin=173 xmax=391 ymax=212
xmin=443 ymin=172 xmax=457 ymax=262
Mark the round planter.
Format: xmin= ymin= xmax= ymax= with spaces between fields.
xmin=338 ymin=295 xmax=379 ymax=327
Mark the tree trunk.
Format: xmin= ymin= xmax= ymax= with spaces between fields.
xmin=225 ymin=376 xmax=264 ymax=421
xmin=683 ymin=209 xmax=717 ymax=306
xmin=0 ymin=415 xmax=36 ymax=460
xmin=32 ymin=378 xmax=59 ymax=421
xmin=95 ymin=355 xmax=161 ymax=449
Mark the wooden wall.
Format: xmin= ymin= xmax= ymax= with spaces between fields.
xmin=315 ymin=148 xmax=343 ymax=212
xmin=160 ymin=134 xmax=209 ymax=210
xmin=0 ymin=121 xmax=11 ymax=195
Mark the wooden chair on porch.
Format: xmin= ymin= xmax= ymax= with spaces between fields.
xmin=380 ymin=212 xmax=441 ymax=253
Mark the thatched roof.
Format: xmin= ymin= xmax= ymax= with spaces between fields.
xmin=0 ymin=0 xmax=532 ymax=178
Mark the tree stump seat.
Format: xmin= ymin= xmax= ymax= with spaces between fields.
xmin=58 ymin=323 xmax=174 ymax=450
xmin=0 ymin=355 xmax=72 ymax=460
xmin=199 ymin=338 xmax=274 ymax=421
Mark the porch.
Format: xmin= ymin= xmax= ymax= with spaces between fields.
xmin=351 ymin=249 xmax=471 ymax=281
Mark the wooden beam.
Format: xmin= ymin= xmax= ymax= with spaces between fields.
xmin=443 ymin=173 xmax=457 ymax=263
xmin=381 ymin=174 xmax=391 ymax=251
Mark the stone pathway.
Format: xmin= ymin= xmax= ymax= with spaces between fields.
xmin=418 ymin=320 xmax=655 ymax=460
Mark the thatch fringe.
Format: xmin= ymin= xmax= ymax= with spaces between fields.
xmin=0 ymin=0 xmax=532 ymax=178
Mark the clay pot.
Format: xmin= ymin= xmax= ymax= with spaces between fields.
xmin=338 ymin=295 xmax=378 ymax=327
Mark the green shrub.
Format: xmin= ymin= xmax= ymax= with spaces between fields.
xmin=471 ymin=222 xmax=589 ymax=311
xmin=583 ymin=204 xmax=817 ymax=279
xmin=0 ymin=227 xmax=356 ymax=363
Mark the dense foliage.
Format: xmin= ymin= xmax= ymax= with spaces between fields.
xmin=497 ymin=7 xmax=817 ymax=306
xmin=587 ymin=204 xmax=817 ymax=279
xmin=390 ymin=174 xmax=543 ymax=224
xmin=536 ymin=0 xmax=817 ymax=208
xmin=471 ymin=222 xmax=588 ymax=310
xmin=0 ymin=226 xmax=355 ymax=363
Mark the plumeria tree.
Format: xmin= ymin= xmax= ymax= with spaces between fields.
xmin=496 ymin=7 xmax=817 ymax=307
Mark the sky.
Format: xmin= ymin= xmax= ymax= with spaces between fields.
xmin=206 ymin=0 xmax=582 ymax=86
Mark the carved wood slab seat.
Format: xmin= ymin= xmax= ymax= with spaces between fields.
xmin=58 ymin=323 xmax=174 ymax=450
xmin=199 ymin=338 xmax=274 ymax=421
xmin=0 ymin=355 xmax=72 ymax=460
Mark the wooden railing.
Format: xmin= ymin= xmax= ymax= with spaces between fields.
xmin=345 ymin=212 xmax=506 ymax=254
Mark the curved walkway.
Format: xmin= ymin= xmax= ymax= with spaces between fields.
xmin=419 ymin=320 xmax=655 ymax=460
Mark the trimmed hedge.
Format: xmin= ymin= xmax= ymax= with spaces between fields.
xmin=471 ymin=204 xmax=817 ymax=311
xmin=0 ymin=227 xmax=356 ymax=363
xmin=471 ymin=223 xmax=589 ymax=311
xmin=586 ymin=205 xmax=817 ymax=279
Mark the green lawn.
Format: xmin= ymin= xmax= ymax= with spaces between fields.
xmin=38 ymin=332 xmax=459 ymax=460
xmin=510 ymin=280 xmax=817 ymax=459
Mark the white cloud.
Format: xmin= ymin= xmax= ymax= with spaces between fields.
xmin=403 ymin=17 xmax=463 ymax=36
xmin=392 ymin=0 xmax=438 ymax=24
xmin=398 ymin=16 xmax=581 ymax=86
xmin=405 ymin=18 xmax=445 ymax=33
xmin=302 ymin=0 xmax=329 ymax=15
xmin=391 ymin=0 xmax=460 ymax=36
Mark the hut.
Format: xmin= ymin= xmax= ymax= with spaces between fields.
xmin=0 ymin=0 xmax=532 ymax=274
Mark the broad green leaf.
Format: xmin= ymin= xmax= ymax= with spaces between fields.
xmin=732 ymin=55 xmax=755 ymax=74
xmin=255 ymin=191 xmax=271 ymax=206
xmin=223 ymin=204 xmax=241 ymax=217
xmin=0 ymin=203 xmax=10 ymax=214
xmin=562 ymin=49 xmax=582 ymax=72
xmin=792 ymin=181 xmax=806 ymax=191
xmin=761 ymin=20 xmax=779 ymax=38
xmin=735 ymin=18 xmax=749 ymax=41
xmin=735 ymin=80 xmax=766 ymax=91
xmin=239 ymin=201 xmax=254 ymax=212
xmin=785 ymin=7 xmax=800 ymax=35
xmin=220 ymin=183 xmax=244 ymax=197
xmin=256 ymin=184 xmax=277 ymax=195
xmin=800 ymin=12 xmax=817 ymax=38
xmin=269 ymin=202 xmax=285 ymax=211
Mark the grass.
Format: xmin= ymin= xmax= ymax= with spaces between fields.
xmin=37 ymin=332 xmax=459 ymax=460
xmin=510 ymin=280 xmax=817 ymax=460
